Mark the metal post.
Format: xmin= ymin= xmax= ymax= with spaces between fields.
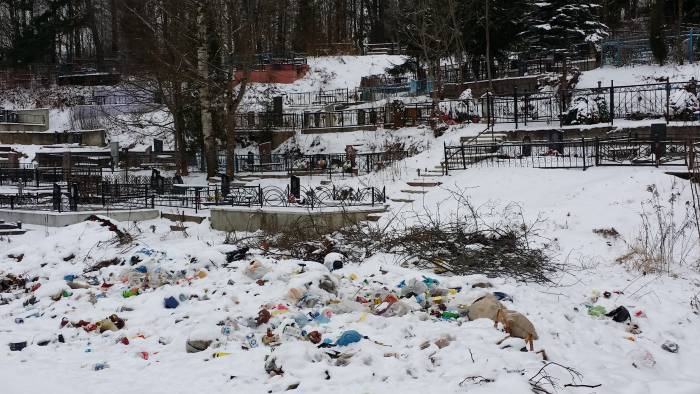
xmin=581 ymin=138 xmax=587 ymax=170
xmin=195 ymin=188 xmax=200 ymax=213
xmin=514 ymin=86 xmax=518 ymax=129
xmin=461 ymin=145 xmax=466 ymax=169
xmin=665 ymin=79 xmax=671 ymax=122
xmin=595 ymin=137 xmax=600 ymax=166
xmin=610 ymin=80 xmax=615 ymax=126
xmin=442 ymin=142 xmax=447 ymax=175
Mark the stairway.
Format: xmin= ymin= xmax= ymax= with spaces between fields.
xmin=460 ymin=132 xmax=508 ymax=146
xmin=389 ymin=180 xmax=443 ymax=204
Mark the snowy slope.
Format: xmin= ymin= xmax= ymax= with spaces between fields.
xmin=2 ymin=121 xmax=699 ymax=393
xmin=578 ymin=63 xmax=700 ymax=88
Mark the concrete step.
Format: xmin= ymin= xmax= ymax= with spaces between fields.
xmin=161 ymin=212 xmax=206 ymax=224
xmin=406 ymin=181 xmax=442 ymax=188
xmin=0 ymin=228 xmax=27 ymax=236
xmin=400 ymin=189 xmax=428 ymax=194
xmin=365 ymin=213 xmax=382 ymax=222
xmin=389 ymin=197 xmax=415 ymax=203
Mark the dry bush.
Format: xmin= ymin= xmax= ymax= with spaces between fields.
xmin=224 ymin=188 xmax=559 ymax=283
xmin=618 ymin=183 xmax=699 ymax=274
xmin=369 ymin=190 xmax=559 ymax=283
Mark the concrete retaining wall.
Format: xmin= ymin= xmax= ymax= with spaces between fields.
xmin=0 ymin=209 xmax=160 ymax=227
xmin=443 ymin=76 xmax=541 ymax=98
xmin=0 ymin=129 xmax=106 ymax=146
xmin=301 ymin=125 xmax=378 ymax=135
xmin=0 ymin=108 xmax=50 ymax=132
xmin=210 ymin=205 xmax=386 ymax=234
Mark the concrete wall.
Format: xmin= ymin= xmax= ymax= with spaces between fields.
xmin=0 ymin=123 xmax=46 ymax=132
xmin=0 ymin=209 xmax=160 ymax=227
xmin=443 ymin=76 xmax=541 ymax=98
xmin=0 ymin=129 xmax=106 ymax=146
xmin=301 ymin=125 xmax=377 ymax=135
xmin=271 ymin=130 xmax=296 ymax=149
xmin=0 ymin=108 xmax=50 ymax=132
xmin=210 ymin=205 xmax=386 ymax=234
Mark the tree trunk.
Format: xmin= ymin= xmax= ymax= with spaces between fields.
xmin=172 ymin=82 xmax=189 ymax=176
xmin=111 ymin=0 xmax=119 ymax=55
xmin=225 ymin=78 xmax=248 ymax=177
xmin=198 ymin=2 xmax=217 ymax=178
xmin=485 ymin=0 xmax=493 ymax=92
xmin=86 ymin=0 xmax=105 ymax=68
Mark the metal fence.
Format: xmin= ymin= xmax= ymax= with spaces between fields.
xmin=480 ymin=80 xmax=700 ymax=128
xmin=444 ymin=138 xmax=690 ymax=172
xmin=0 ymin=182 xmax=154 ymax=212
xmin=226 ymin=150 xmax=409 ymax=175
xmin=285 ymin=88 xmax=351 ymax=107
xmin=602 ymin=29 xmax=700 ymax=67
xmin=223 ymin=185 xmax=386 ymax=209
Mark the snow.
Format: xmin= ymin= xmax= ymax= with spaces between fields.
xmin=274 ymin=126 xmax=437 ymax=155
xmin=242 ymin=55 xmax=407 ymax=112
xmin=2 ymin=160 xmax=699 ymax=393
xmin=578 ymin=63 xmax=700 ymax=88
xmin=2 ymin=57 xmax=700 ymax=394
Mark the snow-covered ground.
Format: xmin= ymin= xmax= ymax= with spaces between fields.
xmin=578 ymin=63 xmax=700 ymax=88
xmin=242 ymin=55 xmax=407 ymax=111
xmin=2 ymin=116 xmax=700 ymax=393
xmin=2 ymin=56 xmax=700 ymax=394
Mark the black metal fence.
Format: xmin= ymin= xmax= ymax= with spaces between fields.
xmin=480 ymin=80 xmax=700 ymax=128
xmin=285 ymin=88 xmax=351 ymax=107
xmin=444 ymin=138 xmax=690 ymax=172
xmin=226 ymin=150 xmax=409 ymax=175
xmin=0 ymin=182 xmax=154 ymax=212
xmin=223 ymin=185 xmax=386 ymax=209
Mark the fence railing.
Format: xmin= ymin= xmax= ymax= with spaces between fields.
xmin=226 ymin=150 xmax=409 ymax=175
xmin=285 ymin=88 xmax=351 ymax=107
xmin=444 ymin=138 xmax=690 ymax=172
xmin=0 ymin=182 xmax=154 ymax=212
xmin=479 ymin=80 xmax=700 ymax=128
xmin=223 ymin=185 xmax=386 ymax=209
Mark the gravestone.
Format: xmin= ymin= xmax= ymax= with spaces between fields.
xmin=259 ymin=142 xmax=272 ymax=165
xmin=52 ymin=184 xmax=61 ymax=211
xmin=110 ymin=142 xmax=119 ymax=169
xmin=220 ymin=173 xmax=230 ymax=197
xmin=650 ymin=123 xmax=667 ymax=157
xmin=290 ymin=175 xmax=300 ymax=199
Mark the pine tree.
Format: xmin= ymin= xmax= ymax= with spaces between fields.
xmin=521 ymin=0 xmax=608 ymax=54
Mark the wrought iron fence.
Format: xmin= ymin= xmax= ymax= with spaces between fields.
xmin=0 ymin=182 xmax=154 ymax=212
xmin=481 ymin=80 xmax=700 ymax=128
xmin=444 ymin=138 xmax=690 ymax=172
xmin=222 ymin=185 xmax=386 ymax=209
xmin=285 ymin=88 xmax=351 ymax=107
xmin=226 ymin=150 xmax=409 ymax=175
